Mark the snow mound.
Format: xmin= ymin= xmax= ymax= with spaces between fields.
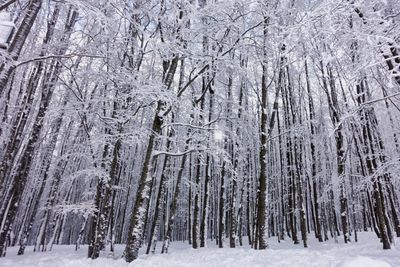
xmin=1 ymin=233 xmax=399 ymax=267
xmin=339 ymin=256 xmax=391 ymax=267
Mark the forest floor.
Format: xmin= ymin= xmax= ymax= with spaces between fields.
xmin=1 ymin=232 xmax=399 ymax=267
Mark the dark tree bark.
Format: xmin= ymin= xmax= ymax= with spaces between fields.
xmin=0 ymin=0 xmax=42 ymax=94
xmin=124 ymin=55 xmax=179 ymax=262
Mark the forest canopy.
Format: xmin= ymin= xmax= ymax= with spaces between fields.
xmin=0 ymin=0 xmax=399 ymax=263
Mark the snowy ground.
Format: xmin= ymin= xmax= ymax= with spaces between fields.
xmin=1 ymin=232 xmax=399 ymax=267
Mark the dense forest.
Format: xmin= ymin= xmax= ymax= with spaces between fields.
xmin=0 ymin=0 xmax=399 ymax=263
